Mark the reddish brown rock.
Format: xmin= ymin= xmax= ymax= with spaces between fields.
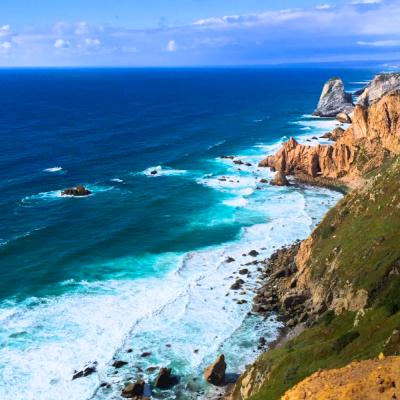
xmin=121 ymin=380 xmax=145 ymax=398
xmin=271 ymin=171 xmax=290 ymax=186
xmin=259 ymin=90 xmax=400 ymax=185
xmin=204 ymin=354 xmax=227 ymax=385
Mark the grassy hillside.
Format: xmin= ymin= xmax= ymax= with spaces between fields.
xmin=232 ymin=157 xmax=400 ymax=400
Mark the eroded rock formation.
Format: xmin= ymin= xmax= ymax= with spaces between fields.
xmin=313 ymin=77 xmax=354 ymax=117
xmin=357 ymin=73 xmax=400 ymax=107
xmin=260 ymin=88 xmax=400 ymax=184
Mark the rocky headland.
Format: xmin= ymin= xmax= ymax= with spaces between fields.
xmin=260 ymin=74 xmax=400 ymax=189
xmin=224 ymin=73 xmax=400 ymax=400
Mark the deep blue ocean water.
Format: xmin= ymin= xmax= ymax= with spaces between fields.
xmin=0 ymin=68 xmax=375 ymax=399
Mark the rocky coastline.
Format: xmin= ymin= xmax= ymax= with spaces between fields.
xmin=226 ymin=72 xmax=400 ymax=400
xmin=70 ymin=72 xmax=400 ymax=400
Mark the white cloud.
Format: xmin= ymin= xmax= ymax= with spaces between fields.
xmin=352 ymin=0 xmax=382 ymax=4
xmin=357 ymin=39 xmax=400 ymax=46
xmin=84 ymin=38 xmax=101 ymax=48
xmin=75 ymin=22 xmax=89 ymax=36
xmin=316 ymin=4 xmax=333 ymax=10
xmin=54 ymin=39 xmax=70 ymax=49
xmin=166 ymin=39 xmax=177 ymax=52
xmin=0 ymin=41 xmax=12 ymax=50
xmin=0 ymin=25 xmax=11 ymax=37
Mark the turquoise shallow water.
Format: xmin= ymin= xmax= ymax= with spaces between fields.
xmin=0 ymin=68 xmax=375 ymax=399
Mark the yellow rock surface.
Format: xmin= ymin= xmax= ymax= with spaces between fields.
xmin=281 ymin=356 xmax=400 ymax=400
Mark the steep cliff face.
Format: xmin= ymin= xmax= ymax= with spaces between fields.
xmin=231 ymin=157 xmax=400 ymax=400
xmin=357 ymin=73 xmax=400 ymax=107
xmin=260 ymin=89 xmax=400 ymax=184
xmin=313 ymin=77 xmax=354 ymax=117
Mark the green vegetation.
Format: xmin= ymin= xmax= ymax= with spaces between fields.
xmin=232 ymin=157 xmax=400 ymax=400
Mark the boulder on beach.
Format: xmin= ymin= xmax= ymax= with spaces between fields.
xmin=154 ymin=367 xmax=179 ymax=389
xmin=204 ymin=354 xmax=227 ymax=385
xmin=62 ymin=185 xmax=92 ymax=197
xmin=271 ymin=171 xmax=290 ymax=186
xmin=121 ymin=380 xmax=145 ymax=398
xmin=313 ymin=77 xmax=354 ymax=117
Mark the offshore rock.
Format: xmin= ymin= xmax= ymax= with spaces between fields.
xmin=62 ymin=185 xmax=92 ymax=196
xmin=271 ymin=171 xmax=289 ymax=186
xmin=313 ymin=77 xmax=354 ymax=117
xmin=154 ymin=367 xmax=179 ymax=389
xmin=121 ymin=380 xmax=145 ymax=398
xmin=204 ymin=354 xmax=227 ymax=385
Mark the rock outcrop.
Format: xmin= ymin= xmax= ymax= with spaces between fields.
xmin=260 ymin=88 xmax=400 ymax=185
xmin=357 ymin=73 xmax=400 ymax=107
xmin=313 ymin=77 xmax=354 ymax=117
xmin=282 ymin=356 xmax=400 ymax=400
xmin=62 ymin=185 xmax=92 ymax=196
xmin=271 ymin=171 xmax=290 ymax=186
xmin=204 ymin=354 xmax=227 ymax=385
xmin=121 ymin=380 xmax=145 ymax=398
xmin=154 ymin=367 xmax=179 ymax=389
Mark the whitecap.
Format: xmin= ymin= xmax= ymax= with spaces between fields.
xmin=223 ymin=197 xmax=248 ymax=207
xmin=43 ymin=167 xmax=63 ymax=173
xmin=110 ymin=178 xmax=123 ymax=183
xmin=142 ymin=166 xmax=187 ymax=177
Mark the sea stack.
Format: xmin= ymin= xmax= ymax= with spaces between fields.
xmin=313 ymin=77 xmax=354 ymax=118
xmin=204 ymin=354 xmax=227 ymax=385
xmin=271 ymin=171 xmax=290 ymax=186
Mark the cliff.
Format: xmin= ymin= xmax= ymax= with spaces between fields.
xmin=260 ymin=88 xmax=400 ymax=186
xmin=229 ymin=73 xmax=400 ymax=400
xmin=231 ymin=156 xmax=400 ymax=400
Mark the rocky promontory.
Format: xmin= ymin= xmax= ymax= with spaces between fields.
xmin=260 ymin=75 xmax=400 ymax=187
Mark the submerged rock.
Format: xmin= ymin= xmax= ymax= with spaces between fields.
xmin=230 ymin=279 xmax=245 ymax=290
xmin=204 ymin=354 xmax=227 ymax=385
xmin=62 ymin=185 xmax=92 ymax=197
xmin=72 ymin=362 xmax=97 ymax=380
xmin=112 ymin=360 xmax=128 ymax=368
xmin=154 ymin=367 xmax=179 ymax=389
xmin=313 ymin=77 xmax=354 ymax=117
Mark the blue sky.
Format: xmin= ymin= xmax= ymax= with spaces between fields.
xmin=0 ymin=0 xmax=400 ymax=66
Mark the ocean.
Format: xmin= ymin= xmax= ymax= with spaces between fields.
xmin=0 ymin=67 xmax=375 ymax=399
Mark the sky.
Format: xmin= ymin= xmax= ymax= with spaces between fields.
xmin=0 ymin=0 xmax=400 ymax=66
